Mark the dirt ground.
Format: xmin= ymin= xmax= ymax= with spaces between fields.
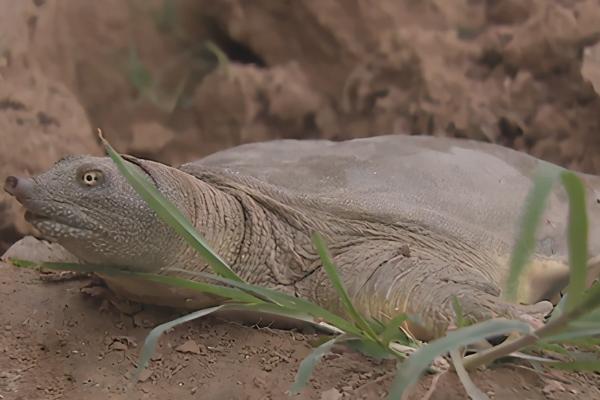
xmin=3 ymin=0 xmax=600 ymax=399
xmin=2 ymin=262 xmax=600 ymax=400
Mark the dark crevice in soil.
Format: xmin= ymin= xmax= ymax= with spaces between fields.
xmin=0 ymin=227 xmax=20 ymax=253
xmin=204 ymin=19 xmax=267 ymax=67
xmin=0 ymin=98 xmax=27 ymax=111
xmin=497 ymin=116 xmax=523 ymax=147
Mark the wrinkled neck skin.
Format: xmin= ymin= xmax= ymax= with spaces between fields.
xmin=137 ymin=161 xmax=320 ymax=290
xmin=135 ymin=161 xmax=246 ymax=275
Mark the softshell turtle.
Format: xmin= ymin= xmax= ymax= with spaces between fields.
xmin=4 ymin=134 xmax=600 ymax=339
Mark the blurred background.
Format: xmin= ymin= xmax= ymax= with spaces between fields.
xmin=2 ymin=0 xmax=600 ymax=249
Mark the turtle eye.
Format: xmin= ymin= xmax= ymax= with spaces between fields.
xmin=80 ymin=170 xmax=104 ymax=187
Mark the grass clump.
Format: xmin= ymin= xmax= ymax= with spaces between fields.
xmin=124 ymin=1 xmax=230 ymax=114
xmin=9 ymin=132 xmax=600 ymax=399
xmin=125 ymin=40 xmax=227 ymax=113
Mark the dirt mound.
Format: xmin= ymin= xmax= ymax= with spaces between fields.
xmin=194 ymin=0 xmax=600 ymax=171
xmin=20 ymin=0 xmax=600 ymax=174
xmin=0 ymin=0 xmax=100 ymax=249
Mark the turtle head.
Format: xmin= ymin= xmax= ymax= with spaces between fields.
xmin=3 ymin=155 xmax=188 ymax=271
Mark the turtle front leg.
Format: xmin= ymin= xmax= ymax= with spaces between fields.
xmin=302 ymin=242 xmax=552 ymax=341
xmin=363 ymin=256 xmax=553 ymax=340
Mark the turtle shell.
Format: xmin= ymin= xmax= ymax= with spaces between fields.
xmin=182 ymin=134 xmax=600 ymax=274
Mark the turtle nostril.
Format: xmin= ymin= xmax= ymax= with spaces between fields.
xmin=3 ymin=176 xmax=33 ymax=201
xmin=3 ymin=176 xmax=18 ymax=195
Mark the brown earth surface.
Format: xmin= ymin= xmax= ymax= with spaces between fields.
xmin=2 ymin=0 xmax=600 ymax=399
xmin=23 ymin=0 xmax=600 ymax=171
xmin=2 ymin=256 xmax=600 ymax=400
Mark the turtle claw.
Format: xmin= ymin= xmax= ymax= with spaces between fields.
xmin=514 ymin=300 xmax=554 ymax=331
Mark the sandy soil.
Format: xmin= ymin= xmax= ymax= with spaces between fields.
xmin=3 ymin=1 xmax=600 ymax=399
xmin=2 ymin=262 xmax=599 ymax=400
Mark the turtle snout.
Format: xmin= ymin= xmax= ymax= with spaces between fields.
xmin=4 ymin=175 xmax=34 ymax=202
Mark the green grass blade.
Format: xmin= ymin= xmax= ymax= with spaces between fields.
xmin=572 ymin=307 xmax=600 ymax=323
xmin=560 ymin=171 xmax=589 ymax=311
xmin=387 ymin=319 xmax=532 ymax=399
xmin=542 ymin=326 xmax=600 ymax=342
xmin=6 ymin=258 xmax=46 ymax=270
xmin=565 ymin=337 xmax=600 ymax=347
xmin=134 ymin=305 xmax=226 ymax=381
xmin=169 ymin=267 xmax=362 ymax=335
xmin=505 ymin=165 xmax=561 ymax=301
xmin=289 ymin=337 xmax=337 ymax=394
xmin=23 ymin=260 xmax=256 ymax=305
xmin=578 ymin=282 xmax=600 ymax=314
xmin=550 ymin=360 xmax=600 ymax=372
xmin=10 ymin=256 xmax=361 ymax=335
xmin=231 ymin=302 xmax=344 ymax=334
xmin=7 ymin=258 xmax=260 ymax=303
xmin=127 ymin=45 xmax=153 ymax=94
xmin=99 ymin=133 xmax=242 ymax=283
xmin=134 ymin=273 xmax=260 ymax=303
xmin=541 ymin=307 xmax=600 ymax=342
xmin=345 ymin=339 xmax=397 ymax=360
xmin=450 ymin=349 xmax=489 ymax=400
xmin=504 ymin=351 xmax=560 ymax=364
xmin=153 ymin=0 xmax=177 ymax=33
xmin=7 ymin=257 xmax=128 ymax=275
xmin=136 ymin=301 xmax=348 ymax=385
xmin=548 ymin=292 xmax=569 ymax=322
xmin=380 ymin=313 xmax=410 ymax=346
xmin=312 ymin=232 xmax=380 ymax=341
xmin=452 ymin=295 xmax=468 ymax=328
xmin=204 ymin=40 xmax=229 ymax=70
xmin=532 ymin=341 xmax=570 ymax=355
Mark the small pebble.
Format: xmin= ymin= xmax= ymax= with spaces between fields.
xmin=320 ymin=388 xmax=342 ymax=400
xmin=175 ymin=340 xmax=201 ymax=355
xmin=542 ymin=380 xmax=565 ymax=396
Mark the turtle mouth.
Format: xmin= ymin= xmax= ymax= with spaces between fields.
xmin=25 ymin=210 xmax=69 ymax=225
xmin=24 ymin=210 xmax=95 ymax=240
